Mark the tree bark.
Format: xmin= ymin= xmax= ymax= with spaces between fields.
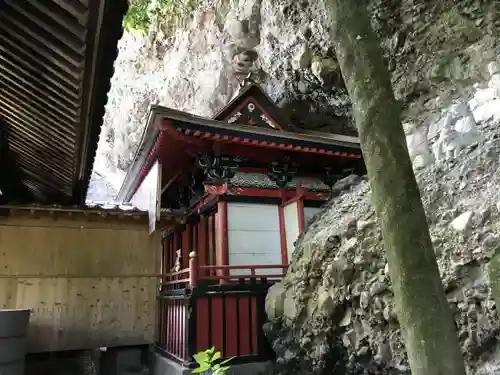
xmin=326 ymin=1 xmax=466 ymax=375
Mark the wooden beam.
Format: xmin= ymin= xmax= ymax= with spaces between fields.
xmin=161 ymin=170 xmax=182 ymax=194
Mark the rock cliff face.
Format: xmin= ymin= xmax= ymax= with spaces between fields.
xmin=94 ymin=0 xmax=500 ymax=372
xmin=95 ymin=0 xmax=500 ymax=179
xmin=265 ymin=113 xmax=500 ymax=375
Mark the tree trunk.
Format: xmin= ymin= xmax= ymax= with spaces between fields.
xmin=326 ymin=1 xmax=466 ymax=375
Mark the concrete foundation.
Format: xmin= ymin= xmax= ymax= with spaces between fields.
xmin=24 ymin=346 xmax=150 ymax=375
xmin=101 ymin=346 xmax=150 ymax=375
xmin=153 ymin=352 xmax=274 ymax=375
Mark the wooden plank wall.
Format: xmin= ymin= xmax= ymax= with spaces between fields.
xmin=0 ymin=212 xmax=162 ymax=353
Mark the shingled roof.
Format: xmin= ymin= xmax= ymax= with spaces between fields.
xmin=0 ymin=0 xmax=128 ymax=205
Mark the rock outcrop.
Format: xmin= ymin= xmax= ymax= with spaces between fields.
xmin=94 ymin=0 xmax=500 ymax=181
xmin=264 ymin=105 xmax=500 ymax=374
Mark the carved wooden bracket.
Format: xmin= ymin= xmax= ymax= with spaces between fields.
xmin=196 ymin=153 xmax=240 ymax=185
xmin=267 ymin=156 xmax=299 ymax=188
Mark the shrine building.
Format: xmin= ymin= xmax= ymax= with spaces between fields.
xmin=116 ymin=78 xmax=365 ymax=373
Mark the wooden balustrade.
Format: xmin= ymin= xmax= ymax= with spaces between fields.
xmin=159 ymin=251 xmax=289 ymax=289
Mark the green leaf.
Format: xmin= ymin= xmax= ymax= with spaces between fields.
xmin=192 ymin=365 xmax=210 ymax=374
xmin=193 ymin=352 xmax=209 ymax=364
xmin=219 ymin=357 xmax=235 ymax=365
xmin=211 ymin=351 xmax=221 ymax=361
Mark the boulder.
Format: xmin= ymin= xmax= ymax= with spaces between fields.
xmin=292 ymin=43 xmax=311 ymax=70
xmin=265 ymin=282 xmax=286 ymax=321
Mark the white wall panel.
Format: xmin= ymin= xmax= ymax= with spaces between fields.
xmin=227 ymin=203 xmax=281 ymax=275
xmin=304 ymin=206 xmax=322 ymax=229
xmin=284 ymin=202 xmax=300 ymax=262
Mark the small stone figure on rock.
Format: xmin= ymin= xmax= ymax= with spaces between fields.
xmin=224 ymin=5 xmax=261 ymax=77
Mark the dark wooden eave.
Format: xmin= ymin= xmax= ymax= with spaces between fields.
xmin=0 ymin=0 xmax=128 ymax=205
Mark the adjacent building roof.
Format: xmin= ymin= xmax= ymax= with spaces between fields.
xmin=0 ymin=204 xmax=186 ymax=224
xmin=0 ymin=0 xmax=128 ymax=205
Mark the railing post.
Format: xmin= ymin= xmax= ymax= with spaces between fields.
xmin=186 ymin=294 xmax=197 ymax=364
xmin=189 ymin=251 xmax=198 ymax=288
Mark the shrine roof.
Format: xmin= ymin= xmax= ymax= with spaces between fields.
xmin=212 ymin=83 xmax=297 ymax=132
xmin=158 ymin=105 xmax=360 ymax=149
xmin=116 ymin=85 xmax=363 ymax=203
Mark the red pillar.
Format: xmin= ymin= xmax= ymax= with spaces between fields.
xmin=198 ymin=217 xmax=207 ymax=277
xmin=182 ymin=224 xmax=191 ymax=269
xmin=278 ymin=205 xmax=288 ymax=264
xmin=215 ymin=201 xmax=229 ymax=281
xmin=297 ymin=199 xmax=305 ymax=233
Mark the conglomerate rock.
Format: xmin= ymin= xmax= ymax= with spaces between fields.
xmin=264 ymin=114 xmax=500 ymax=374
xmin=94 ymin=0 xmax=500 ymax=180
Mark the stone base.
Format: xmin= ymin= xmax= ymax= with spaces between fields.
xmin=24 ymin=346 xmax=150 ymax=375
xmin=101 ymin=346 xmax=150 ymax=375
xmin=153 ymin=352 xmax=274 ymax=375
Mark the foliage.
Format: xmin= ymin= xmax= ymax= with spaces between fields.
xmin=192 ymin=347 xmax=234 ymax=375
xmin=123 ymin=0 xmax=199 ymax=35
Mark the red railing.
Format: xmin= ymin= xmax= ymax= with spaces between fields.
xmin=159 ymin=251 xmax=289 ymax=289
xmin=160 ymin=268 xmax=191 ymax=286
xmin=157 ymin=293 xmax=190 ymax=361
xmin=156 ymin=277 xmax=276 ymax=364
xmin=199 ymin=264 xmax=288 ymax=283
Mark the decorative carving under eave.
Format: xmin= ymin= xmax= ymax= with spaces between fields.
xmin=177 ymin=185 xmax=192 ymax=209
xmin=196 ymin=153 xmax=240 ymax=185
xmin=204 ymin=183 xmax=229 ymax=195
xmin=260 ymin=113 xmax=278 ymax=129
xmin=227 ymin=111 xmax=243 ymax=124
xmin=267 ymin=157 xmax=299 ymax=188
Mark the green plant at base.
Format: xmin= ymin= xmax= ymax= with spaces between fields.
xmin=192 ymin=347 xmax=235 ymax=375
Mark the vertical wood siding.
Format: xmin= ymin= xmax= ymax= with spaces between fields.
xmin=0 ymin=214 xmax=161 ymax=353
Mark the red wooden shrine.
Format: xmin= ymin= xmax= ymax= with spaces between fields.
xmin=117 ymin=78 xmax=365 ymax=367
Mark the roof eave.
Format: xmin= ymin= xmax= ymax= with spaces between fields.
xmin=115 ymin=108 xmax=160 ymax=203
xmin=76 ymin=0 xmax=129 ymax=205
xmin=116 ymin=104 xmax=363 ymax=204
xmin=155 ymin=105 xmax=361 ymax=150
